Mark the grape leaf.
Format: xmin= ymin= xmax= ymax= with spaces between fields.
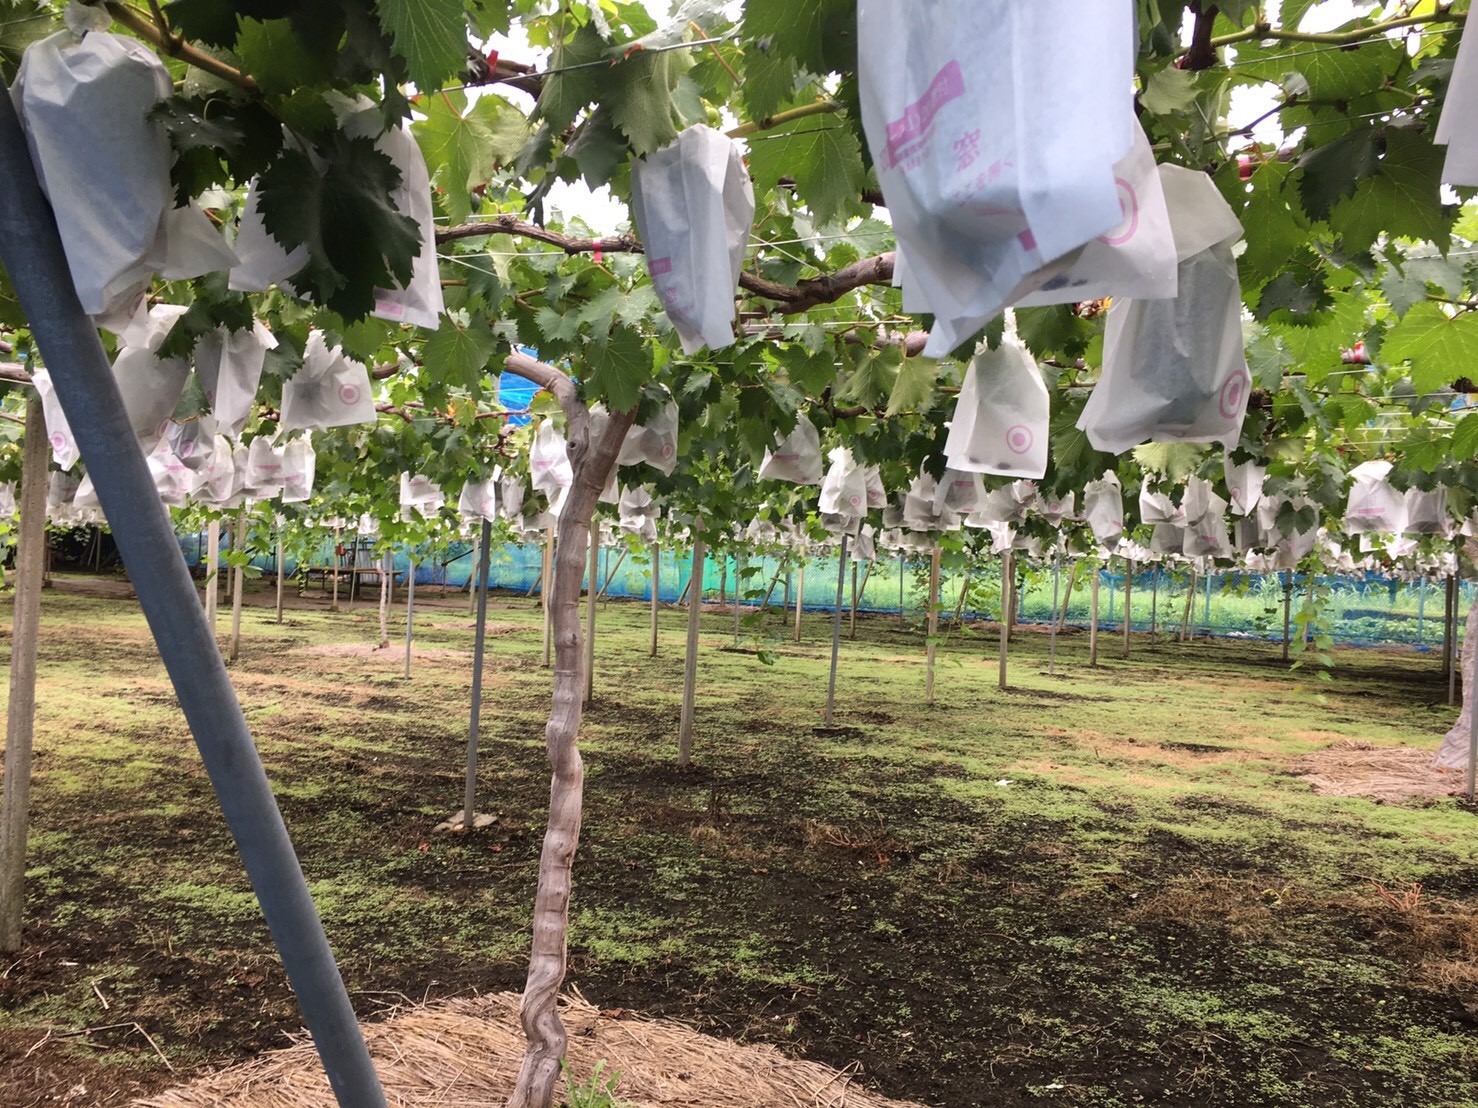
xmin=1330 ymin=127 xmax=1452 ymax=254
xmin=742 ymin=0 xmax=852 ymax=77
xmin=257 ymin=134 xmax=421 ymax=321
xmin=1295 ymin=125 xmax=1379 ymax=222
xmin=534 ymin=21 xmax=606 ymax=133
xmin=885 ymin=355 xmax=937 ymax=418
xmin=609 ymin=50 xmax=690 ymax=157
xmin=374 ymin=0 xmax=469 ymax=92
xmin=745 ymin=118 xmax=866 ymax=225
xmin=1140 ymin=65 xmax=1197 ymax=115
xmin=1453 ymin=408 xmax=1478 ymax=460
xmin=587 ymin=325 xmax=650 ymax=411
xmin=414 ymin=91 xmax=498 ymax=225
xmin=1381 ymin=301 xmax=1478 ymax=394
xmin=742 ymin=47 xmax=800 ymax=121
xmin=422 ymin=316 xmax=497 ymax=392
xmin=236 ymin=17 xmax=326 ymax=96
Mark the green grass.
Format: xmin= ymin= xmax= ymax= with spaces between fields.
xmin=0 ymin=574 xmax=1475 ymax=1107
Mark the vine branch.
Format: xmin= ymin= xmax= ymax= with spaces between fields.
xmin=103 ymin=1 xmax=258 ymax=92
xmin=1210 ymin=8 xmax=1462 ymax=48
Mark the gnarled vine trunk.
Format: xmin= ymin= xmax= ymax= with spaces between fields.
xmin=507 ymin=352 xmax=634 ymax=1108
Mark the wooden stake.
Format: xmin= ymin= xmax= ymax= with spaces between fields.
xmin=0 ymin=395 xmax=48 ymax=952
xmin=403 ymin=556 xmax=415 ymax=679
xmin=678 ymin=536 xmax=705 ymax=766
xmin=825 ymin=536 xmax=848 ymax=726
xmin=793 ymin=560 xmax=805 ymax=642
xmin=583 ymin=530 xmax=598 ymax=704
xmin=1089 ymin=566 xmax=1100 ymax=666
xmin=204 ymin=517 xmax=219 ymax=632
xmin=1121 ymin=558 xmax=1133 ymax=660
xmin=998 ymin=551 xmax=1011 ymax=690
xmin=1056 ymin=559 xmax=1080 ymax=632
xmin=1048 ymin=555 xmax=1060 ymax=675
xmin=229 ymin=507 xmax=245 ymax=664
xmin=649 ymin=543 xmax=659 ymax=658
xmin=925 ymin=546 xmax=941 ymax=705
xmin=541 ymin=528 xmax=554 ymax=668
xmin=330 ymin=525 xmax=340 ymax=612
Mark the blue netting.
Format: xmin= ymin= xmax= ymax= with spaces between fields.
xmin=179 ymin=532 xmax=1470 ymax=651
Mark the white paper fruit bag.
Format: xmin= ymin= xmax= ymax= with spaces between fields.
xmin=1015 ymin=125 xmax=1178 ymax=308
xmin=857 ymin=0 xmax=1136 ymax=357
xmin=630 ymin=125 xmax=754 ymax=355
xmin=1077 ymin=165 xmax=1251 ymax=454
xmin=31 ymin=367 xmax=78 ymax=471
xmin=111 ymin=303 xmax=191 ymax=453
xmin=14 ymin=27 xmax=236 ymax=325
xmin=280 ymin=331 xmax=377 ymax=431
xmin=759 ymin=419 xmax=822 ymax=485
xmin=944 ymin=333 xmax=1049 ymax=479
xmin=195 ymin=322 xmax=277 ymax=439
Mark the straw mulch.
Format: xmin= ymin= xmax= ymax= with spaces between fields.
xmin=1293 ymin=740 xmax=1462 ymax=803
xmin=133 ymin=990 xmax=924 ymax=1108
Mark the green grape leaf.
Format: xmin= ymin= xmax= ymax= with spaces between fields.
xmin=742 ymin=0 xmax=852 ymax=77
xmin=1453 ymin=408 xmax=1478 ymax=460
xmin=1254 ymin=269 xmax=1332 ymax=324
xmin=746 ymin=118 xmax=866 ymax=225
xmin=1382 ymin=301 xmax=1478 ymax=395
xmin=885 ymin=355 xmax=938 ymax=417
xmin=609 ymin=50 xmax=689 ymax=157
xmin=374 ymin=0 xmax=469 ymax=93
xmin=1233 ymin=160 xmax=1310 ymax=290
xmin=165 ymin=0 xmax=294 ymax=49
xmin=1295 ymin=125 xmax=1380 ymax=222
xmin=1330 ymin=127 xmax=1452 ymax=254
xmin=236 ymin=17 xmax=326 ymax=95
xmin=257 ymin=135 xmax=421 ymax=321
xmin=587 ymin=325 xmax=651 ymax=411
xmin=422 ymin=316 xmax=497 ymax=392
xmin=534 ymin=22 xmax=606 ymax=133
xmin=742 ymin=48 xmax=800 ymax=121
xmin=835 ymin=344 xmax=901 ymax=409
xmin=413 ymin=91 xmax=501 ymax=225
xmin=1140 ymin=65 xmax=1198 ymax=115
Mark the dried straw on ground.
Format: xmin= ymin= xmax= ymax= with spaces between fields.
xmin=134 ymin=990 xmax=924 ymax=1108
xmin=1293 ymin=740 xmax=1461 ymax=804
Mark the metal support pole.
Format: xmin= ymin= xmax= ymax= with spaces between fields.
xmin=463 ymin=519 xmax=492 ymax=828
xmin=275 ymin=533 xmax=285 ymax=625
xmin=825 ymin=536 xmax=848 ymax=725
xmin=0 ymin=84 xmax=385 ymax=1106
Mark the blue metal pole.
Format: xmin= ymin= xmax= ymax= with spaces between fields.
xmin=0 ymin=79 xmax=385 ymax=1105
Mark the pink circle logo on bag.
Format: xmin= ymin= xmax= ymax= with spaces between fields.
xmin=1219 ymin=372 xmax=1249 ymax=419
xmin=1097 ymin=178 xmax=1139 ymax=246
xmin=661 ymin=443 xmax=675 ymax=460
xmin=339 ymin=384 xmax=360 ymax=405
xmin=177 ymin=439 xmax=195 ymax=459
xmin=50 ymin=432 xmax=66 ymax=450
xmin=1006 ymin=425 xmax=1034 ymax=455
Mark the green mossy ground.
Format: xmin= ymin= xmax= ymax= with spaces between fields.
xmin=1 ymin=575 xmax=1475 ymax=1107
